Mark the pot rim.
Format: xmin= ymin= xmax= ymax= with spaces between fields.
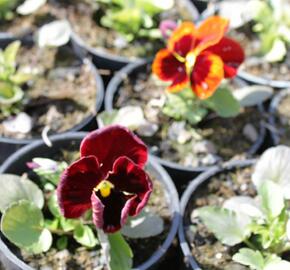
xmin=0 ymin=33 xmax=105 ymax=145
xmin=104 ymin=60 xmax=266 ymax=173
xmin=69 ymin=0 xmax=199 ymax=66
xmin=178 ymin=158 xmax=256 ymax=269
xmin=268 ymin=88 xmax=290 ymax=145
xmin=0 ymin=132 xmax=180 ymax=270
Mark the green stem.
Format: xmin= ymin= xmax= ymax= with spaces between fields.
xmin=244 ymin=239 xmax=258 ymax=250
xmin=48 ymin=228 xmax=72 ymax=236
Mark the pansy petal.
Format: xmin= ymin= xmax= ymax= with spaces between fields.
xmin=57 ymin=156 xmax=101 ymax=218
xmin=191 ymin=52 xmax=224 ymax=99
xmin=168 ymin=21 xmax=196 ymax=57
xmin=80 ymin=125 xmax=148 ymax=173
xmin=92 ymin=191 xmax=135 ymax=233
xmin=152 ymin=49 xmax=186 ymax=81
xmin=108 ymin=156 xmax=152 ymax=216
xmin=195 ymin=16 xmax=229 ymax=53
xmin=207 ymin=37 xmax=245 ymax=78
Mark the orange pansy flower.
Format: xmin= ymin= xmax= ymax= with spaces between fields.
xmin=152 ymin=16 xmax=245 ymax=99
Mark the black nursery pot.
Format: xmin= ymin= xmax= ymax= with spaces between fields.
xmin=70 ymin=0 xmax=199 ymax=72
xmin=0 ymin=132 xmax=180 ymax=270
xmin=104 ymin=60 xmax=266 ymax=189
xmin=268 ymin=88 xmax=290 ymax=145
xmin=0 ymin=34 xmax=105 ymax=165
xmin=178 ymin=159 xmax=256 ymax=270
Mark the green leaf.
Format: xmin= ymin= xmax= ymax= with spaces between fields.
xmin=196 ymin=206 xmax=251 ymax=246
xmin=264 ymin=254 xmax=290 ymax=270
xmin=264 ymin=38 xmax=287 ymax=62
xmin=0 ymin=82 xmax=23 ymax=105
xmin=59 ymin=216 xmax=79 ymax=232
xmin=44 ymin=219 xmax=59 ymax=231
xmin=0 ymin=174 xmax=44 ymax=213
xmin=56 ymin=235 xmax=68 ymax=250
xmin=73 ymin=224 xmax=98 ymax=248
xmin=233 ymin=85 xmax=273 ymax=107
xmin=259 ymin=181 xmax=285 ymax=218
xmin=233 ymin=248 xmax=265 ymax=270
xmin=25 ymin=228 xmax=52 ymax=254
xmin=10 ymin=72 xmax=32 ymax=85
xmin=1 ymin=200 xmax=44 ymax=247
xmin=4 ymin=40 xmax=20 ymax=67
xmin=108 ymin=232 xmax=133 ymax=270
xmin=121 ymin=209 xmax=164 ymax=238
xmin=203 ymin=86 xmax=240 ymax=118
xmin=163 ymin=90 xmax=208 ymax=125
xmin=48 ymin=191 xmax=61 ymax=218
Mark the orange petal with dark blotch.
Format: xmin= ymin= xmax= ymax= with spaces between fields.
xmin=168 ymin=21 xmax=196 ymax=57
xmin=152 ymin=48 xmax=186 ymax=81
xmin=207 ymin=37 xmax=245 ymax=78
xmin=195 ymin=16 xmax=229 ymax=54
xmin=191 ymin=52 xmax=224 ymax=99
xmin=167 ymin=69 xmax=189 ymax=93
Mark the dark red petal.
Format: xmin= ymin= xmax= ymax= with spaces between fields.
xmin=57 ymin=156 xmax=102 ymax=218
xmin=195 ymin=16 xmax=229 ymax=54
xmin=91 ymin=191 xmax=136 ymax=233
xmin=206 ymin=37 xmax=245 ymax=78
xmin=80 ymin=125 xmax=148 ymax=173
xmin=108 ymin=156 xmax=152 ymax=216
xmin=168 ymin=21 xmax=196 ymax=57
xmin=191 ymin=52 xmax=224 ymax=99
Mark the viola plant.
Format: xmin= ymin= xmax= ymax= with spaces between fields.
xmin=196 ymin=146 xmax=290 ymax=270
xmin=152 ymin=16 xmax=245 ymax=124
xmin=248 ymin=0 xmax=290 ymax=62
xmin=0 ymin=0 xmax=46 ymax=20
xmin=0 ymin=41 xmax=32 ymax=117
xmin=0 ymin=126 xmax=164 ymax=270
xmin=95 ymin=0 xmax=174 ymax=41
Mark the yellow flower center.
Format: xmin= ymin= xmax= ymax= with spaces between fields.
xmin=185 ymin=52 xmax=196 ymax=74
xmin=94 ymin=180 xmax=114 ymax=198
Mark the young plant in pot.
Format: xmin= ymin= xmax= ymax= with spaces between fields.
xmin=0 ymin=125 xmax=180 ymax=270
xmin=0 ymin=0 xmax=46 ymax=34
xmin=212 ymin=0 xmax=290 ymax=88
xmin=179 ymin=145 xmax=290 ymax=270
xmin=0 ymin=20 xmax=104 ymax=163
xmin=103 ymin=16 xmax=271 ymax=184
xmin=66 ymin=0 xmax=198 ymax=70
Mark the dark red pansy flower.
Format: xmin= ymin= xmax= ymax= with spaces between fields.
xmin=57 ymin=125 xmax=152 ymax=233
xmin=152 ymin=16 xmax=245 ymax=99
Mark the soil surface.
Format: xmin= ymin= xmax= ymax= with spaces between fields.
xmin=113 ymin=65 xmax=264 ymax=168
xmin=0 ymin=43 xmax=97 ymax=139
xmin=272 ymin=93 xmax=290 ymax=145
xmin=0 ymin=0 xmax=194 ymax=59
xmin=2 ymin=148 xmax=172 ymax=270
xmin=184 ymin=166 xmax=256 ymax=270
xmin=229 ymin=24 xmax=290 ymax=82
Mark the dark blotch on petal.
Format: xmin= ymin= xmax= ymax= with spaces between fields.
xmin=108 ymin=156 xmax=153 ymax=217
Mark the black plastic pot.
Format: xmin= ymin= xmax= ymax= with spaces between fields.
xmin=178 ymin=159 xmax=256 ymax=269
xmin=104 ymin=60 xmax=266 ymax=189
xmin=0 ymin=34 xmax=104 ymax=164
xmin=0 ymin=132 xmax=180 ymax=270
xmin=268 ymin=88 xmax=290 ymax=145
xmin=70 ymin=0 xmax=199 ymax=72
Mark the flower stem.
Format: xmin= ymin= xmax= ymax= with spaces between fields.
xmin=244 ymin=239 xmax=258 ymax=250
